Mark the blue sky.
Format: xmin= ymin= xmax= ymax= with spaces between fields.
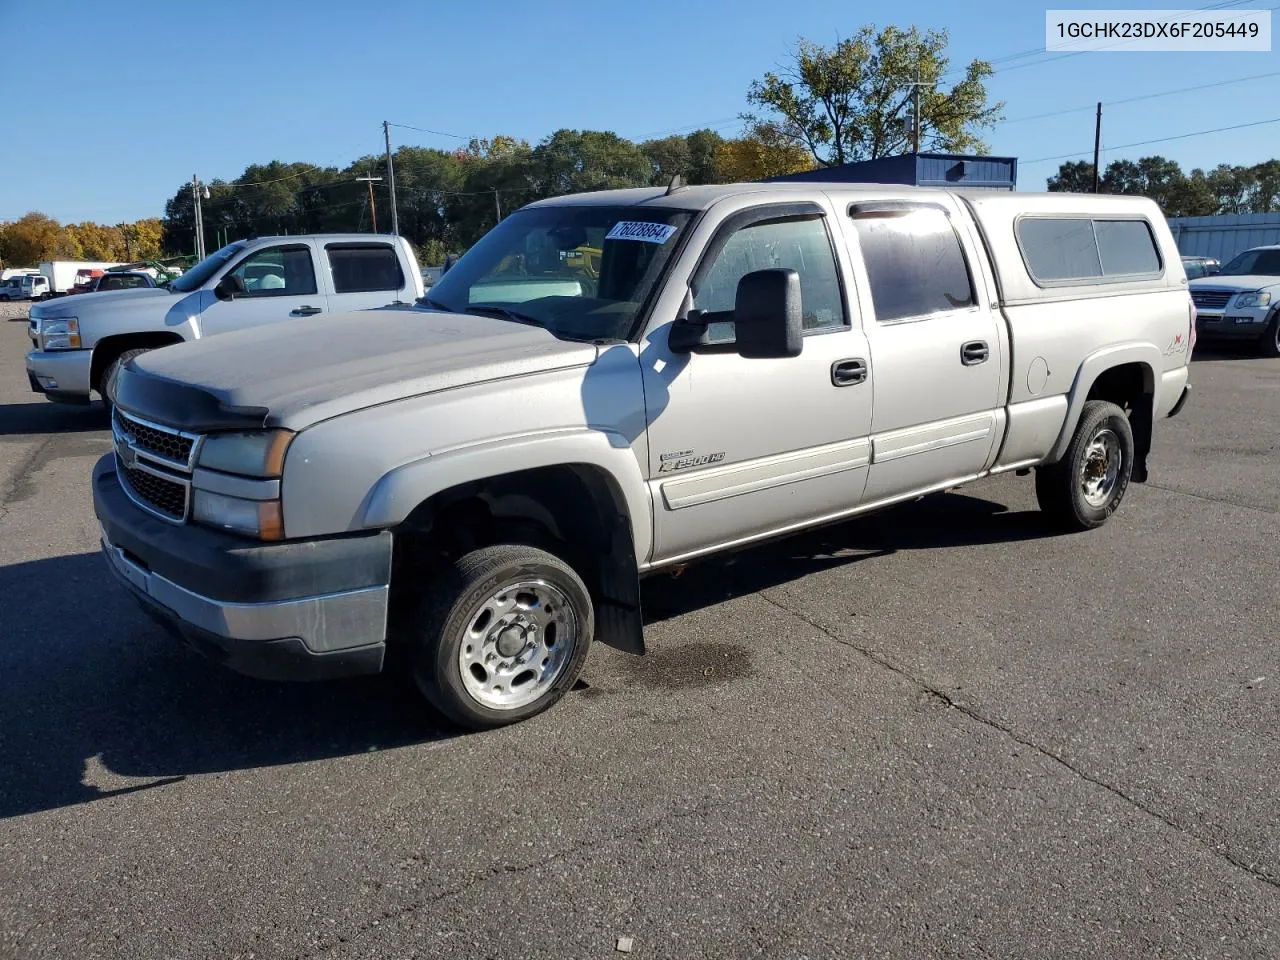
xmin=1 ymin=0 xmax=1277 ymax=224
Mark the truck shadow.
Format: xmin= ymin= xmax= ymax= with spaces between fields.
xmin=0 ymin=491 xmax=1050 ymax=820
xmin=0 ymin=401 xmax=110 ymax=436
xmin=640 ymin=491 xmax=1056 ymax=624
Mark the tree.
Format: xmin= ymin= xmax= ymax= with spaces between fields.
xmin=715 ymin=126 xmax=817 ymax=182
xmin=0 ymin=212 xmax=78 ymax=265
xmin=1046 ymin=160 xmax=1097 ymax=193
xmin=743 ymin=26 xmax=1003 ymax=167
xmin=1205 ymin=164 xmax=1254 ymax=214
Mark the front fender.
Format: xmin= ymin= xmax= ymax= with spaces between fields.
xmin=1046 ymin=342 xmax=1162 ymax=464
xmin=359 ymin=428 xmax=654 ymax=565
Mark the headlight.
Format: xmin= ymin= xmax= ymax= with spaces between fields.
xmin=1234 ymin=292 xmax=1272 ymax=309
xmin=192 ymin=490 xmax=284 ymax=540
xmin=196 ymin=429 xmax=294 ymax=478
xmin=39 ymin=318 xmax=80 ymax=350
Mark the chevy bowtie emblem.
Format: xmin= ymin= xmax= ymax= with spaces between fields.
xmin=116 ymin=435 xmax=139 ymax=470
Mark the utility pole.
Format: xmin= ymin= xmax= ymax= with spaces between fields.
xmin=1092 ymin=102 xmax=1103 ymax=193
xmin=383 ymin=121 xmax=399 ymax=235
xmin=493 ymin=189 xmax=502 ymax=225
xmin=190 ymin=175 xmax=209 ymax=260
xmin=906 ymin=67 xmax=937 ymax=155
xmin=355 ymin=172 xmax=383 ymax=232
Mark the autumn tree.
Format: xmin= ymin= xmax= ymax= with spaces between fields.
xmin=715 ymin=125 xmax=817 ymax=182
xmin=743 ymin=26 xmax=1003 ymax=167
xmin=0 ymin=212 xmax=76 ymax=265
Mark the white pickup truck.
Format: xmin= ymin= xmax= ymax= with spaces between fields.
xmin=92 ymin=182 xmax=1194 ymax=730
xmin=26 ymin=233 xmax=423 ymax=409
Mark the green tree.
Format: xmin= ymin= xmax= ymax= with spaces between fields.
xmin=1205 ymin=164 xmax=1254 ymax=214
xmin=743 ymin=26 xmax=1003 ymax=166
xmin=1248 ymin=159 xmax=1280 ymax=213
xmin=1046 ymin=160 xmax=1097 ymax=193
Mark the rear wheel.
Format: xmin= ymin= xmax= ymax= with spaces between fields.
xmin=403 ymin=544 xmax=594 ymax=730
xmin=1035 ymin=400 xmax=1134 ymax=532
xmin=99 ymin=347 xmax=152 ymax=416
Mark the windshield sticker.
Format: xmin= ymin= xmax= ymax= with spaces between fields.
xmin=606 ymin=221 xmax=678 ymax=244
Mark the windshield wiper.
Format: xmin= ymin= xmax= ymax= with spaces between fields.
xmin=463 ymin=305 xmax=544 ymax=327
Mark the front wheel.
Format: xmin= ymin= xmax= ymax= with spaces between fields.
xmin=1035 ymin=400 xmax=1134 ymax=532
xmin=99 ymin=347 xmax=152 ymax=416
xmin=1262 ymin=312 xmax=1280 ymax=359
xmin=404 ymin=544 xmax=594 ymax=730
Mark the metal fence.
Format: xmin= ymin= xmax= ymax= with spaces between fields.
xmin=1168 ymin=213 xmax=1280 ymax=262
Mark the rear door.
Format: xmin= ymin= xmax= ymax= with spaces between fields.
xmin=323 ymin=241 xmax=414 ymax=311
xmin=839 ymin=199 xmax=1004 ymax=504
xmin=197 ymin=241 xmax=329 ymax=336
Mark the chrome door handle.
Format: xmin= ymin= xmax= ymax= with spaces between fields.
xmin=291 ymin=305 xmax=323 ymax=317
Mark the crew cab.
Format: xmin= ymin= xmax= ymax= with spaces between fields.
xmin=92 ymin=182 xmax=1194 ymax=730
xmin=1188 ymin=244 xmax=1280 ymax=356
xmin=25 ymin=233 xmax=424 ymax=409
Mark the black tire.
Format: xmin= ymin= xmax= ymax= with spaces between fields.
xmin=99 ymin=347 xmax=152 ymax=415
xmin=404 ymin=544 xmax=594 ymax=730
xmin=1261 ymin=311 xmax=1280 ymax=359
xmin=1035 ymin=399 xmax=1134 ymax=532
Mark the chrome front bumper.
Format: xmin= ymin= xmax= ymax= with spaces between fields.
xmin=25 ymin=348 xmax=93 ymax=401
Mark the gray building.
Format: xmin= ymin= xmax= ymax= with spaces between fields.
xmin=1167 ymin=212 xmax=1280 ymax=263
xmin=765 ymin=152 xmax=1018 ymax=192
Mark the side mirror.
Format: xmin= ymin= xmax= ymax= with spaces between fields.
xmin=732 ymin=268 xmax=804 ymax=359
xmin=668 ymin=268 xmax=805 ymax=358
xmin=213 ymin=274 xmax=244 ymax=301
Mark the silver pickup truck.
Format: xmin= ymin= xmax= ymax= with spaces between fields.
xmin=26 ymin=233 xmax=423 ymax=410
xmin=92 ymin=181 xmax=1194 ymax=730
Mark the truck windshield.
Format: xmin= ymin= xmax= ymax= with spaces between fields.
xmin=170 ymin=241 xmax=248 ymax=293
xmin=1218 ymin=248 xmax=1280 ymax=277
xmin=424 ymin=205 xmax=695 ymax=341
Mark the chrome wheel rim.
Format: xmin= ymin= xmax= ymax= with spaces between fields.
xmin=457 ymin=579 xmax=578 ymax=710
xmin=1080 ymin=428 xmax=1122 ymax=508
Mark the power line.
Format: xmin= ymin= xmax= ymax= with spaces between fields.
xmin=1002 ymin=70 xmax=1280 ymax=124
xmin=1022 ymin=115 xmax=1280 ymax=165
xmin=940 ymin=0 xmax=1260 ymax=79
xmin=385 ymin=121 xmax=473 ymax=140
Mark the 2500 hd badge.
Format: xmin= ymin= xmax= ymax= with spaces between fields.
xmin=658 ymin=450 xmax=726 ymax=473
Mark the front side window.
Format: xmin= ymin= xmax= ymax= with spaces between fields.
xmin=693 ymin=216 xmax=845 ymax=332
xmin=425 ymin=205 xmax=693 ymax=341
xmin=850 ymin=207 xmax=976 ymax=322
xmin=170 ymin=241 xmax=246 ymax=293
xmin=228 ymin=245 xmax=317 ymax=297
xmin=328 ymin=244 xmax=405 ymax=293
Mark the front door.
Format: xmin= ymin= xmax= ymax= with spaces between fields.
xmin=640 ymin=201 xmax=874 ymax=565
xmin=840 ymin=200 xmax=1004 ymax=504
xmin=197 ymin=242 xmax=329 ymax=336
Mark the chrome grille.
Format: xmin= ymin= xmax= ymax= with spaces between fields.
xmin=112 ymin=409 xmax=202 ymax=524
xmin=1191 ymin=290 xmax=1232 ymax=310
xmin=119 ymin=463 xmax=188 ymax=521
xmin=113 ymin=409 xmax=198 ymax=469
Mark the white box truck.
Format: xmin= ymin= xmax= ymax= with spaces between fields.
xmin=39 ymin=260 xmax=125 ymax=298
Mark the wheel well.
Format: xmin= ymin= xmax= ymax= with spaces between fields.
xmin=91 ymin=333 xmax=184 ymax=392
xmin=1084 ymin=362 xmax=1154 ymax=482
xmin=389 ymin=464 xmax=645 ymax=655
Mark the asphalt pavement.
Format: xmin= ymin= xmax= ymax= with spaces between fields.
xmin=0 ymin=300 xmax=1276 ymax=959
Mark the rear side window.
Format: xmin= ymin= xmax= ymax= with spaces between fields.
xmin=849 ymin=207 xmax=975 ymax=323
xmin=1016 ymin=217 xmax=1162 ymax=284
xmin=327 ymin=245 xmax=405 ymax=294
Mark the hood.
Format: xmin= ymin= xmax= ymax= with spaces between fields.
xmin=29 ymin=286 xmax=171 ymax=319
xmin=1189 ymin=274 xmax=1280 ymax=292
xmin=120 ymin=307 xmax=601 ymax=431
